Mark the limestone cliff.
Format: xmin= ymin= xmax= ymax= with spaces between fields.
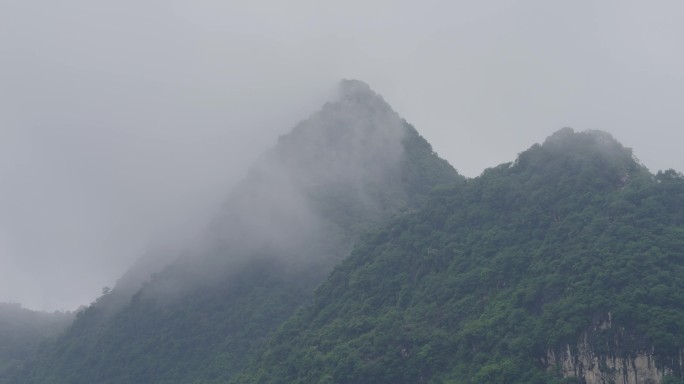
xmin=546 ymin=316 xmax=683 ymax=384
xmin=548 ymin=342 xmax=670 ymax=383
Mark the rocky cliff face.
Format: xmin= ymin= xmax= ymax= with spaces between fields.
xmin=546 ymin=320 xmax=684 ymax=384
xmin=548 ymin=342 xmax=669 ymax=384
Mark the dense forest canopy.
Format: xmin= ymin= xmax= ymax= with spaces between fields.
xmin=0 ymin=304 xmax=72 ymax=382
xmin=236 ymin=129 xmax=684 ymax=384
xmin=4 ymin=84 xmax=684 ymax=384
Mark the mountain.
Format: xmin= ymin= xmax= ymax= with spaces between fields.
xmin=236 ymin=128 xmax=684 ymax=384
xmin=0 ymin=304 xmax=72 ymax=383
xmin=15 ymin=86 xmax=684 ymax=384
xmin=19 ymin=80 xmax=462 ymax=384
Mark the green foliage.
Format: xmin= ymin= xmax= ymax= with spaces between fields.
xmin=23 ymin=259 xmax=317 ymax=384
xmin=0 ymin=304 xmax=72 ymax=384
xmin=239 ymin=129 xmax=684 ymax=383
xmin=662 ymin=375 xmax=684 ymax=384
xmin=17 ymin=126 xmax=684 ymax=383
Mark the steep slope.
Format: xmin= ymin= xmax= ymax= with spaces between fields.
xmin=239 ymin=128 xmax=684 ymax=384
xmin=0 ymin=304 xmax=72 ymax=384
xmin=21 ymin=80 xmax=462 ymax=384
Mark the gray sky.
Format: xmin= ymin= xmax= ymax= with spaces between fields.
xmin=1 ymin=0 xmax=683 ymax=311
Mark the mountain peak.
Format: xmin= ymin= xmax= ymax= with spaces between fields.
xmin=338 ymin=78 xmax=373 ymax=96
xmin=213 ymin=78 xmax=459 ymax=256
xmin=510 ymin=128 xmax=647 ymax=194
xmin=17 ymin=80 xmax=461 ymax=384
xmin=543 ymin=127 xmax=623 ymax=150
xmin=336 ymin=79 xmax=386 ymax=106
xmin=540 ymin=127 xmax=640 ymax=170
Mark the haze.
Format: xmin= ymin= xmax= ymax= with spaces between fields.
xmin=1 ymin=0 xmax=682 ymax=311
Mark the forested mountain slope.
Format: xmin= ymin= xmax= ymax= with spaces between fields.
xmin=20 ymin=80 xmax=462 ymax=384
xmin=238 ymin=128 xmax=684 ymax=384
xmin=0 ymin=304 xmax=72 ymax=384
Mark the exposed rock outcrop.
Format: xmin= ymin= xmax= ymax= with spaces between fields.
xmin=546 ymin=327 xmax=683 ymax=384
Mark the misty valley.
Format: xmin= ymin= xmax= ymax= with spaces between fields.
xmin=3 ymin=80 xmax=684 ymax=384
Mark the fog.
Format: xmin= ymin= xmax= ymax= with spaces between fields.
xmin=206 ymin=80 xmax=408 ymax=262
xmin=1 ymin=1 xmax=683 ymax=311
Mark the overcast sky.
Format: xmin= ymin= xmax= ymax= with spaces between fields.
xmin=1 ymin=0 xmax=683 ymax=311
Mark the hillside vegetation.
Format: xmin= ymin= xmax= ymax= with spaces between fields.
xmin=11 ymin=83 xmax=684 ymax=384
xmin=237 ymin=128 xmax=684 ymax=384
xmin=0 ymin=304 xmax=72 ymax=384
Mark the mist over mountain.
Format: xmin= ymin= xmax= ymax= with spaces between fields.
xmin=16 ymin=80 xmax=460 ymax=384
xmin=4 ymin=1 xmax=684 ymax=314
xmin=0 ymin=304 xmax=73 ymax=382
xmin=4 ymin=79 xmax=684 ymax=384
